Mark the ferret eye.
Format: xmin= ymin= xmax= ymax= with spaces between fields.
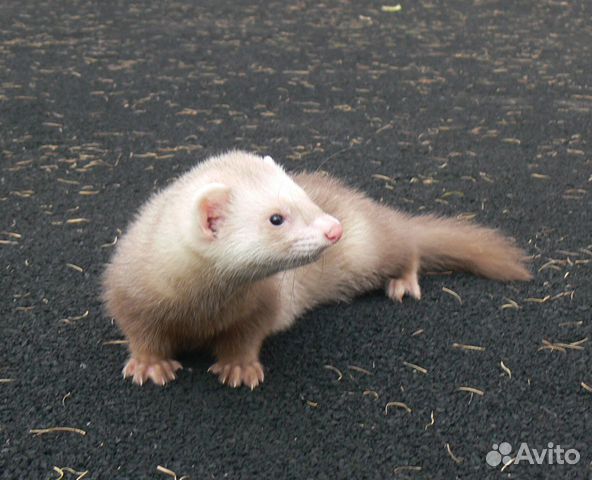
xmin=269 ymin=214 xmax=284 ymax=226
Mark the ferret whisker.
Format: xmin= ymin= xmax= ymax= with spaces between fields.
xmin=315 ymin=144 xmax=354 ymax=173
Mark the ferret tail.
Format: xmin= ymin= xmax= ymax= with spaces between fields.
xmin=407 ymin=214 xmax=532 ymax=281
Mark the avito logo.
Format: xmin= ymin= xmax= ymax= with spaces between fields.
xmin=486 ymin=442 xmax=580 ymax=467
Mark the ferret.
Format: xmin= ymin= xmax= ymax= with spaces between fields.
xmin=102 ymin=150 xmax=531 ymax=389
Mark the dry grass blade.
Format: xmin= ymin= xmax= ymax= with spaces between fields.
xmin=445 ymin=443 xmax=463 ymax=464
xmin=323 ymin=365 xmax=343 ymax=381
xmin=551 ymin=290 xmax=575 ymax=301
xmin=500 ymin=298 xmax=520 ymax=310
xmin=57 ymin=178 xmax=80 ymax=185
xmin=403 ymin=361 xmax=428 ymax=374
xmin=540 ymin=340 xmax=566 ymax=353
xmin=52 ymin=467 xmax=89 ymax=480
xmin=568 ymin=337 xmax=588 ymax=348
xmin=531 ymin=173 xmax=550 ymax=180
xmin=0 ymin=231 xmax=21 ymax=239
xmin=440 ymin=190 xmax=464 ymax=199
xmin=424 ymin=411 xmax=436 ymax=430
xmin=0 ymin=378 xmax=15 ymax=383
xmin=581 ymin=382 xmax=592 ymax=393
xmin=100 ymin=236 xmax=118 ymax=248
xmin=500 ymin=457 xmax=516 ymax=472
xmin=348 ymin=365 xmax=372 ymax=376
xmin=525 ymin=296 xmax=551 ymax=304
xmin=65 ymin=263 xmax=84 ymax=273
xmin=102 ymin=339 xmax=128 ymax=345
xmin=442 ymin=287 xmax=462 ymax=304
xmin=11 ymin=189 xmax=35 ymax=198
xmin=363 ymin=390 xmax=379 ymax=399
xmin=393 ymin=466 xmax=421 ymax=474
xmin=538 ymin=260 xmax=565 ymax=272
xmin=452 ymin=343 xmax=485 ymax=352
xmin=156 ymin=466 xmax=178 ymax=479
xmin=556 ymin=249 xmax=581 ymax=257
xmin=381 ymin=5 xmax=402 ymax=13
xmin=500 ymin=361 xmax=512 ymax=379
xmin=15 ymin=305 xmax=34 ymax=312
xmin=65 ymin=218 xmax=90 ymax=225
xmin=371 ymin=174 xmax=396 ymax=184
xmin=384 ymin=401 xmax=412 ymax=414
xmin=458 ymin=386 xmax=485 ymax=396
xmin=559 ymin=320 xmax=583 ymax=328
xmin=30 ymin=427 xmax=87 ymax=437
xmin=457 ymin=212 xmax=477 ymax=221
xmin=479 ymin=171 xmax=495 ymax=183
xmin=539 ymin=337 xmax=587 ymax=352
xmin=176 ymin=108 xmax=199 ymax=117
xmin=62 ymin=310 xmax=89 ymax=324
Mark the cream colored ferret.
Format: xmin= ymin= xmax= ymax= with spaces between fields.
xmin=102 ymin=151 xmax=530 ymax=389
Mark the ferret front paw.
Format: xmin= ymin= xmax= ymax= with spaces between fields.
xmin=122 ymin=357 xmax=182 ymax=386
xmin=386 ymin=274 xmax=421 ymax=302
xmin=208 ymin=360 xmax=265 ymax=390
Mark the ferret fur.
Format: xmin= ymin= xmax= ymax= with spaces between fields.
xmin=102 ymin=151 xmax=531 ymax=388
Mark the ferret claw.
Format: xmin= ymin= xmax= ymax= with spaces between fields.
xmin=386 ymin=274 xmax=421 ymax=302
xmin=209 ymin=360 xmax=265 ymax=390
xmin=122 ymin=357 xmax=182 ymax=386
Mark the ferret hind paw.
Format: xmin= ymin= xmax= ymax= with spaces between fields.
xmin=208 ymin=360 xmax=265 ymax=390
xmin=386 ymin=274 xmax=421 ymax=302
xmin=122 ymin=357 xmax=182 ymax=386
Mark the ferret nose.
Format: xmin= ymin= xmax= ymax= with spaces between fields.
xmin=312 ymin=214 xmax=343 ymax=244
xmin=313 ymin=215 xmax=342 ymax=243
xmin=325 ymin=222 xmax=343 ymax=243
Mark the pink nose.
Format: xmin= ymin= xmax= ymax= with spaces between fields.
xmin=324 ymin=221 xmax=343 ymax=243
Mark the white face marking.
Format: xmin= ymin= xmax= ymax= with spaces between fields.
xmin=193 ymin=152 xmax=342 ymax=280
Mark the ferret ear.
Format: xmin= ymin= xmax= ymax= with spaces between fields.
xmin=263 ymin=155 xmax=275 ymax=166
xmin=194 ymin=183 xmax=231 ymax=240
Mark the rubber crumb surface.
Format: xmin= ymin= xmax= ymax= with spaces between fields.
xmin=1 ymin=1 xmax=591 ymax=478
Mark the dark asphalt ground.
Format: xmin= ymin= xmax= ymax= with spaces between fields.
xmin=1 ymin=1 xmax=591 ymax=478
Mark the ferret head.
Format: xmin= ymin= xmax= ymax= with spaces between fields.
xmin=186 ymin=152 xmax=342 ymax=279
